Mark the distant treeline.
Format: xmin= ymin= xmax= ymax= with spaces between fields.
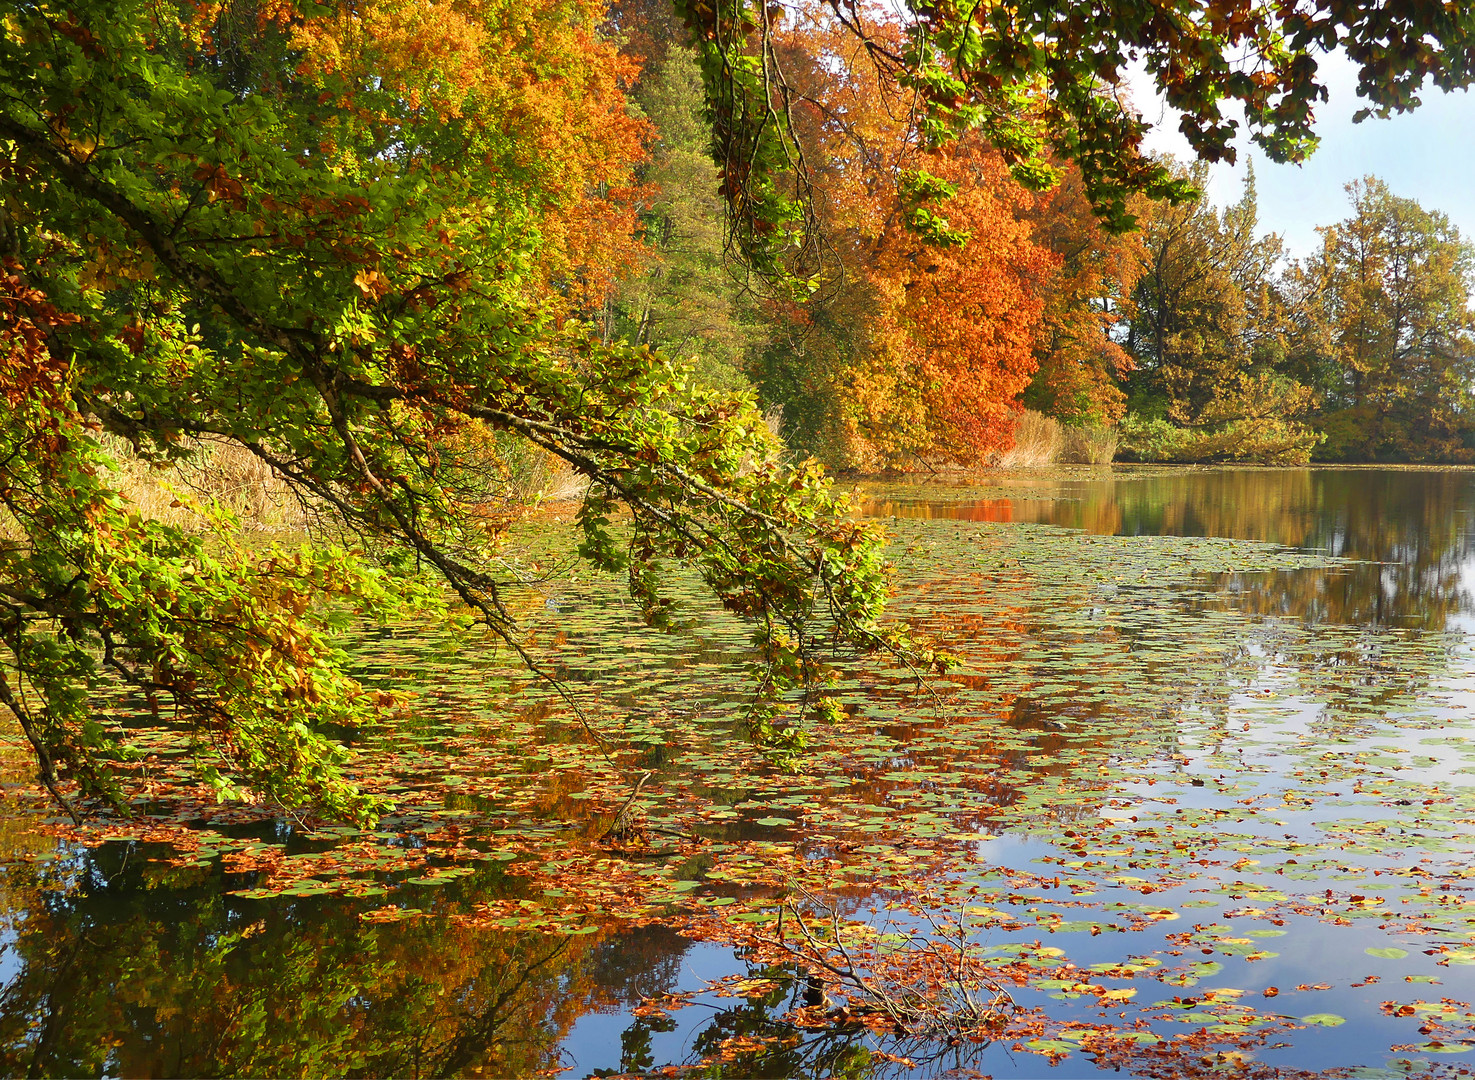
xmin=600 ymin=4 xmax=1475 ymax=468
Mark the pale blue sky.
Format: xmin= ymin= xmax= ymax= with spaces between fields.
xmin=1125 ymin=51 xmax=1475 ymax=261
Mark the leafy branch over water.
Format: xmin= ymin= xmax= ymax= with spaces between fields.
xmin=0 ymin=0 xmax=932 ymax=819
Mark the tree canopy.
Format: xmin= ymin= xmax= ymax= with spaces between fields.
xmin=1308 ymin=178 xmax=1475 ymax=460
xmin=0 ymin=0 xmax=903 ymax=820
xmin=3 ymin=0 xmax=1475 ymax=819
xmin=676 ymin=0 xmax=1475 ymax=266
xmin=1116 ymin=172 xmax=1475 ymax=465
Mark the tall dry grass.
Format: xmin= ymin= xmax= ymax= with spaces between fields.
xmin=511 ymin=449 xmax=589 ymax=503
xmin=100 ymin=434 xmax=307 ymax=530
xmin=994 ymin=410 xmax=1063 ymax=468
xmin=98 ymin=429 xmax=597 ymax=534
xmin=486 ymin=432 xmax=589 ymax=504
xmin=763 ymin=404 xmax=785 ymax=442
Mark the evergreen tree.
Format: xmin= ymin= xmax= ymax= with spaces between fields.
xmin=1120 ymin=163 xmax=1319 ymax=463
xmin=606 ymin=44 xmax=762 ymax=392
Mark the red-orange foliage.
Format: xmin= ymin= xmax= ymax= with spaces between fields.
xmin=1024 ymin=168 xmax=1145 ymax=425
xmin=859 ymin=146 xmax=1054 ymax=465
xmin=776 ymin=16 xmax=1055 ymax=469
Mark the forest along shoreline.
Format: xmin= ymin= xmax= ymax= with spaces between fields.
xmin=8 ymin=0 xmax=1475 ymax=1075
xmin=6 ymin=469 xmax=1475 ymax=1076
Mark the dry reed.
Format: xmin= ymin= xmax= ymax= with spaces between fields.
xmin=97 ymin=429 xmax=595 ymax=533
xmin=994 ymin=410 xmax=1062 ymax=468
xmin=99 ymin=434 xmax=307 ymax=530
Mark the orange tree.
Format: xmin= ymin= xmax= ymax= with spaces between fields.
xmin=860 ymin=147 xmax=1052 ymax=467
xmin=754 ymin=59 xmax=1148 ymax=465
xmin=754 ymin=15 xmax=1053 ymax=469
xmin=1022 ymin=166 xmax=1146 ymax=427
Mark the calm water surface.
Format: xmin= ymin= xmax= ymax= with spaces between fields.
xmin=6 ymin=467 xmax=1475 ymax=1078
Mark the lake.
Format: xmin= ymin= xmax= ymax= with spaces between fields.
xmin=6 ymin=467 xmax=1475 ymax=1078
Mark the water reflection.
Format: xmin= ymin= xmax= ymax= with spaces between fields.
xmin=0 ymin=844 xmax=698 ymax=1079
xmin=4 ymin=469 xmax=1475 ymax=1077
xmin=0 ymin=843 xmax=963 ymax=1079
xmin=865 ymin=468 xmax=1475 ymax=629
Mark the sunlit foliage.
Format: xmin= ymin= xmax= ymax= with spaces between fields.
xmin=1306 ymin=178 xmax=1475 ymax=462
xmin=0 ymin=0 xmax=905 ymax=818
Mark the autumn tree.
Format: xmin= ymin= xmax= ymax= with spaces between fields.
xmin=5 ymin=0 xmax=1475 ymax=818
xmin=1021 ymin=166 xmax=1145 ymax=427
xmin=1305 ymin=178 xmax=1475 ymax=461
xmin=0 ymin=0 xmax=904 ymax=820
xmin=851 ymin=146 xmax=1053 ymax=468
xmin=753 ymin=15 xmax=1053 ymax=470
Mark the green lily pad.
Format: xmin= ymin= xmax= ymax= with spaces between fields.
xmin=1415 ymin=1042 xmax=1473 ymax=1054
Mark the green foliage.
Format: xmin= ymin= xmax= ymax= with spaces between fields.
xmin=606 ymin=43 xmax=763 ymax=392
xmin=0 ymin=0 xmax=911 ymax=819
xmin=675 ymin=0 xmax=1475 ymax=263
xmin=1113 ymin=162 xmax=1346 ymax=464
xmin=898 ymin=171 xmax=970 ymax=249
xmin=669 ymin=0 xmax=818 ymax=282
xmin=1302 ymin=178 xmax=1475 ymax=461
xmin=1125 ymin=163 xmax=1288 ymax=419
xmin=1119 ymin=371 xmax=1323 ymax=465
xmin=1118 ymin=415 xmax=1320 ymax=466
xmin=1117 ymin=170 xmax=1475 ymax=464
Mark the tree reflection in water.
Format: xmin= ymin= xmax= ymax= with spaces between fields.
xmin=866 ymin=467 xmax=1475 ymax=631
xmin=5 ymin=469 xmax=1475 ymax=1077
xmin=0 ymin=842 xmax=698 ymax=1079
